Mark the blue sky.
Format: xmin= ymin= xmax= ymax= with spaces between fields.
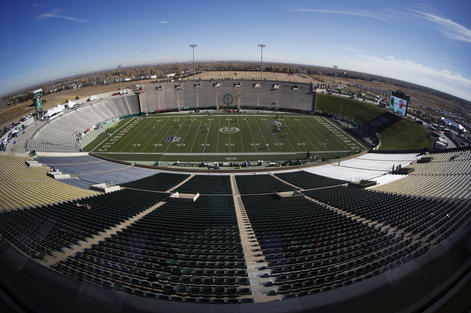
xmin=1 ymin=0 xmax=470 ymax=100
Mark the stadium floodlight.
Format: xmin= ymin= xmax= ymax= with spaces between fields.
xmin=118 ymin=65 xmax=122 ymax=90
xmin=190 ymin=44 xmax=198 ymax=81
xmin=258 ymin=44 xmax=266 ymax=80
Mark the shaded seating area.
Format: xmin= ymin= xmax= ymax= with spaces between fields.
xmin=235 ymin=174 xmax=295 ymax=194
xmin=275 ymin=171 xmax=347 ymax=189
xmin=241 ymin=194 xmax=427 ymax=298
xmin=37 ymin=155 xmax=159 ymax=189
xmin=53 ymin=195 xmax=252 ymax=303
xmin=176 ymin=175 xmax=232 ymax=194
xmin=121 ymin=172 xmax=190 ymax=191
xmin=304 ymin=187 xmax=471 ymax=241
xmin=0 ymin=189 xmax=167 ymax=259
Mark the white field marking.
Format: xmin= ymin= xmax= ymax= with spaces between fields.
xmin=323 ymin=117 xmax=365 ymax=149
xmin=296 ymin=117 xmax=323 ymax=150
xmin=283 ymin=118 xmax=305 ymax=151
xmin=160 ymin=119 xmax=180 ymax=154
xmin=253 ymin=116 xmax=271 ymax=152
xmin=244 ymin=117 xmax=257 ymax=152
xmin=236 ymin=117 xmax=245 ymax=153
xmin=151 ymin=118 xmax=173 ymax=152
xmin=216 ymin=116 xmax=221 ymax=153
xmin=97 ymin=150 xmax=352 ymax=156
xmin=142 ymin=117 xmax=168 ymax=152
xmin=176 ymin=116 xmax=195 ymax=153
xmin=260 ymin=115 xmax=285 ymax=152
xmin=189 ymin=116 xmax=204 ymax=152
xmin=92 ymin=117 xmax=136 ymax=152
xmin=202 ymin=117 xmax=214 ymax=153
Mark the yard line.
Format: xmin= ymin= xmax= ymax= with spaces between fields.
xmin=283 ymin=117 xmax=306 ymax=151
xmin=162 ymin=117 xmax=186 ymax=154
xmin=296 ymin=117 xmax=323 ymax=150
xmin=235 ymin=117 xmax=245 ymax=153
xmin=278 ymin=117 xmax=298 ymax=152
xmin=323 ymin=117 xmax=365 ymax=149
xmin=148 ymin=118 xmax=169 ymax=152
xmin=202 ymin=117 xmax=213 ymax=153
xmin=91 ymin=117 xmax=134 ymax=152
xmin=153 ymin=118 xmax=176 ymax=152
xmin=113 ymin=118 xmax=143 ymax=152
xmin=177 ymin=116 xmax=196 ymax=153
xmin=260 ymin=115 xmax=287 ymax=152
xmin=126 ymin=118 xmax=150 ymax=152
xmin=189 ymin=116 xmax=204 ymax=152
xmin=244 ymin=116 xmax=257 ymax=152
xmin=216 ymin=116 xmax=221 ymax=153
xmin=141 ymin=118 xmax=166 ymax=152
xmin=253 ymin=115 xmax=271 ymax=152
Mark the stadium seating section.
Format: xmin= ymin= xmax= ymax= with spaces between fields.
xmin=0 ymin=154 xmax=96 ymax=210
xmin=38 ymin=155 xmax=157 ymax=188
xmin=27 ymin=95 xmax=140 ymax=152
xmin=122 ymin=172 xmax=190 ymax=192
xmin=176 ymin=175 xmax=232 ymax=194
xmin=52 ymin=195 xmax=252 ymax=303
xmin=275 ymin=171 xmax=347 ymax=189
xmin=236 ymin=174 xmax=295 ymax=194
xmin=374 ymin=150 xmax=471 ymax=199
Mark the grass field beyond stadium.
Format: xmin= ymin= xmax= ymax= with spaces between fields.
xmin=85 ymin=114 xmax=365 ymax=161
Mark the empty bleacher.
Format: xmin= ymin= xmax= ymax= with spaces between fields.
xmin=235 ymin=174 xmax=295 ymax=194
xmin=0 ymin=189 xmax=167 ymax=259
xmin=373 ymin=150 xmax=471 ymax=199
xmin=0 ymin=154 xmax=96 ymax=210
xmin=52 ymin=195 xmax=252 ymax=303
xmin=27 ymin=95 xmax=140 ymax=152
xmin=304 ymin=186 xmax=471 ymax=240
xmin=242 ymin=194 xmax=428 ymax=298
xmin=37 ymin=155 xmax=158 ymax=188
xmin=176 ymin=175 xmax=232 ymax=194
xmin=122 ymin=172 xmax=190 ymax=191
xmin=275 ymin=171 xmax=347 ymax=189
xmin=304 ymin=152 xmax=421 ymax=182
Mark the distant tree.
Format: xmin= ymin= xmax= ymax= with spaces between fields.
xmin=75 ymin=96 xmax=80 ymax=100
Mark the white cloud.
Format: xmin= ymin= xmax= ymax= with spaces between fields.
xmin=293 ymin=8 xmax=385 ymax=20
xmin=37 ymin=9 xmax=89 ymax=24
xmin=412 ymin=10 xmax=471 ymax=44
xmin=159 ymin=20 xmax=170 ymax=24
xmin=339 ymin=55 xmax=471 ymax=100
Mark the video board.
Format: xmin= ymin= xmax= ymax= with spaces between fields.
xmin=389 ymin=94 xmax=408 ymax=117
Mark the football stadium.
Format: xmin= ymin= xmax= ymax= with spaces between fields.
xmin=1 ymin=2 xmax=471 ymax=313
xmin=0 ymin=77 xmax=470 ymax=313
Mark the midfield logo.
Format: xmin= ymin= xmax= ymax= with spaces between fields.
xmin=219 ymin=127 xmax=240 ymax=134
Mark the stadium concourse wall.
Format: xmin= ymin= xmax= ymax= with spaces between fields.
xmin=0 ymin=223 xmax=469 ymax=313
xmin=139 ymin=80 xmax=316 ymax=113
xmin=368 ymin=146 xmax=471 ymax=155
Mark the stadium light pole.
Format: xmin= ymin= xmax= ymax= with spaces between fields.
xmin=258 ymin=44 xmax=266 ymax=80
xmin=190 ymin=44 xmax=197 ymax=81
xmin=118 ymin=65 xmax=122 ymax=90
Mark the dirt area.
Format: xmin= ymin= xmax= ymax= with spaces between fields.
xmin=0 ymin=80 xmax=149 ymax=128
xmin=1 ymin=70 xmax=468 ymax=128
xmin=195 ymin=71 xmax=313 ymax=83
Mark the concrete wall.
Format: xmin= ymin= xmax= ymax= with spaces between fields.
xmin=140 ymin=80 xmax=315 ymax=113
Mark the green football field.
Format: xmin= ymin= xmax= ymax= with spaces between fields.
xmin=85 ymin=114 xmax=365 ymax=161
